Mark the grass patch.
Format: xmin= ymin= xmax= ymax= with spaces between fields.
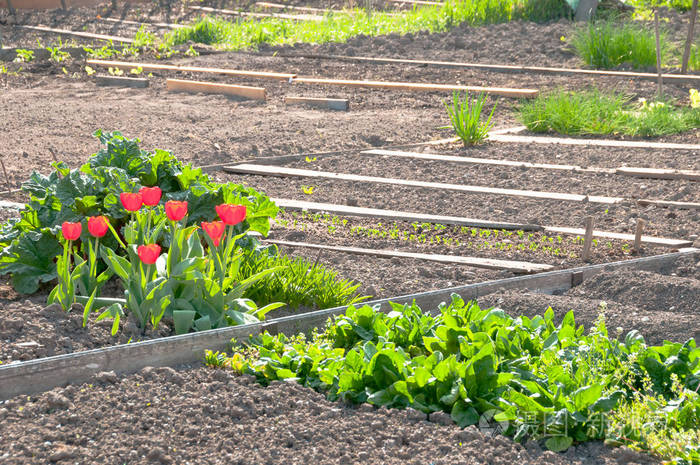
xmin=519 ymin=88 xmax=700 ymax=137
xmin=164 ymin=0 xmax=571 ymax=50
xmin=570 ymin=20 xmax=665 ymax=70
xmin=239 ymin=245 xmax=368 ymax=310
xmin=444 ymin=91 xmax=496 ymax=145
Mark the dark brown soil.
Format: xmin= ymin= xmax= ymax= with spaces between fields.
xmin=478 ymin=254 xmax=700 ymax=346
xmin=0 ymin=365 xmax=660 ymax=465
xmin=269 ymin=211 xmax=660 ymax=266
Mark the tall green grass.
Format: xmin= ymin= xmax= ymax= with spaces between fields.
xmin=519 ymin=89 xmax=700 ymax=138
xmin=165 ymin=0 xmax=571 ymax=50
xmin=239 ymin=247 xmax=368 ymax=311
xmin=444 ymin=91 xmax=496 ymax=145
xmin=570 ymin=20 xmax=665 ymax=70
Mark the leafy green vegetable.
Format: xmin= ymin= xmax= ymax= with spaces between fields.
xmin=218 ymin=296 xmax=699 ymax=452
xmin=0 ymin=130 xmax=278 ymax=293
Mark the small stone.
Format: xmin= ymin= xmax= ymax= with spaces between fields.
xmin=94 ymin=371 xmax=118 ymax=384
xmin=429 ymin=411 xmax=453 ymax=426
xmin=1 ymin=318 xmax=23 ymax=331
xmin=16 ymin=341 xmax=42 ymax=348
xmin=42 ymin=303 xmax=64 ymax=315
xmin=69 ymin=302 xmax=84 ymax=313
xmin=49 ymin=446 xmax=75 ymax=462
xmin=146 ymin=447 xmax=172 ymax=464
xmin=403 ymin=407 xmax=426 ymax=422
xmin=45 ymin=392 xmax=72 ymax=410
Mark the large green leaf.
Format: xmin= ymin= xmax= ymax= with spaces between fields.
xmin=0 ymin=229 xmax=62 ymax=294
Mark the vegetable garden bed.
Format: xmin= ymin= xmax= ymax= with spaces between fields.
xmin=1 ymin=0 xmax=699 ymax=462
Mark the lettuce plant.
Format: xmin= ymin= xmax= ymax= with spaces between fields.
xmin=225 ymin=296 xmax=699 ymax=452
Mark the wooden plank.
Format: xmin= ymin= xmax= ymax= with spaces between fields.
xmin=86 ymin=59 xmax=296 ymax=81
xmin=225 ymin=163 xmax=624 ymax=204
xmin=190 ymin=5 xmax=323 ymax=21
xmin=95 ymin=75 xmax=149 ymax=88
xmin=363 ymin=149 xmax=607 ymax=173
xmin=0 ymin=323 xmax=262 ymax=401
xmin=292 ymin=77 xmax=538 ymax=98
xmin=19 ymin=25 xmax=135 ymax=44
xmin=637 ymin=199 xmax=700 ymax=210
xmin=98 ymin=17 xmax=186 ymax=29
xmin=489 ymin=133 xmax=700 ymax=151
xmin=1 ymin=247 xmax=696 ymax=400
xmin=365 ymin=149 xmax=700 ymax=181
xmin=285 ymin=96 xmax=349 ymax=111
xmin=615 ymin=167 xmax=700 ymax=182
xmin=166 ymin=78 xmax=266 ymax=100
xmin=282 ymin=53 xmax=700 ymax=86
xmin=266 ymin=239 xmax=554 ymax=273
xmin=272 ymin=197 xmax=543 ymax=231
xmin=543 ymin=226 xmax=692 ymax=248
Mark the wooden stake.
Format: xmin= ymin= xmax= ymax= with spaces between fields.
xmin=654 ymin=9 xmax=664 ymax=98
xmin=0 ymin=159 xmax=11 ymax=193
xmin=582 ymin=216 xmax=594 ymax=262
xmin=48 ymin=147 xmax=59 ymax=164
xmin=633 ymin=218 xmax=645 ymax=253
xmin=575 ymin=0 xmax=599 ymax=21
xmin=5 ymin=0 xmax=16 ymax=18
xmin=60 ymin=0 xmax=67 ymax=10
xmin=682 ymin=0 xmax=699 ymax=74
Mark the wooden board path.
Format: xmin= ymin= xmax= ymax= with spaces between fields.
xmin=19 ymin=24 xmax=134 ymax=43
xmin=285 ymin=96 xmax=349 ymax=111
xmin=272 ymin=198 xmax=693 ymax=248
xmin=488 ymin=133 xmax=700 ymax=151
xmin=166 ymin=78 xmax=266 ymax=100
xmin=2 ymin=248 xmax=696 ymax=400
xmin=86 ymin=59 xmax=296 ymax=81
xmin=225 ymin=163 xmax=624 ymax=204
xmin=364 ymin=149 xmax=700 ymax=182
xmin=190 ymin=5 xmax=324 ymax=21
xmin=266 ymin=239 xmax=554 ymax=273
xmin=292 ymin=77 xmax=538 ymax=98
xmin=283 ymin=53 xmax=700 ymax=85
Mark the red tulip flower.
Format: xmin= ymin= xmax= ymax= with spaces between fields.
xmin=201 ymin=221 xmax=226 ymax=247
xmin=87 ymin=216 xmax=109 ymax=238
xmin=137 ymin=244 xmax=161 ymax=265
xmin=140 ymin=186 xmax=162 ymax=207
xmin=61 ymin=221 xmax=82 ymax=241
xmin=216 ymin=204 xmax=246 ymax=226
xmin=120 ymin=192 xmax=143 ymax=212
xmin=165 ymin=201 xmax=188 ymax=222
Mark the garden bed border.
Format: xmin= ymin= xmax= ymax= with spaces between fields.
xmin=0 ymin=247 xmax=696 ymax=401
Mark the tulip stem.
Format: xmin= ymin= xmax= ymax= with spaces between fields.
xmin=107 ymin=222 xmax=127 ymax=250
